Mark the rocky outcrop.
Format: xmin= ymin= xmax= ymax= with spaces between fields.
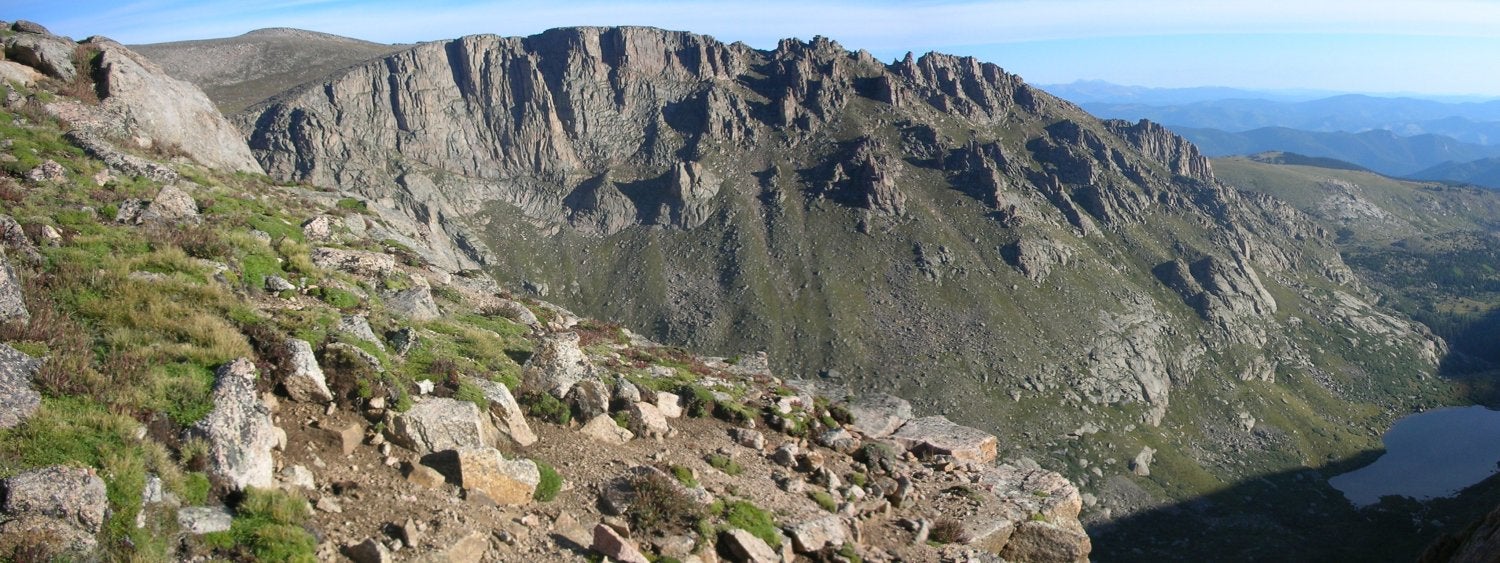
xmin=1003 ymin=237 xmax=1076 ymax=282
xmin=87 ymin=38 xmax=262 ymax=173
xmin=842 ymin=393 xmax=912 ymax=438
xmin=1103 ymin=119 xmax=1215 ymax=183
xmin=464 ymin=377 xmax=537 ymax=447
xmin=186 ymin=358 xmax=278 ymax=490
xmin=311 ymin=247 xmax=396 ymax=277
xmin=888 ymin=415 xmax=998 ymax=464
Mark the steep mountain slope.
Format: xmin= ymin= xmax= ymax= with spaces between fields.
xmin=1174 ymin=126 xmax=1500 ymax=176
xmin=1215 ymin=157 xmax=1500 ymax=370
xmin=237 ymin=26 xmax=1457 ymax=559
xmin=1410 ymin=156 xmax=1500 ymax=189
xmin=132 ymin=28 xmax=405 ymax=114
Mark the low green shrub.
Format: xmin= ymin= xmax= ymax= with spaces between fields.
xmin=533 ymin=460 xmax=562 ymax=502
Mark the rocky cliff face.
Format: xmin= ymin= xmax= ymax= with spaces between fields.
xmin=239 ymin=26 xmax=1451 ymax=557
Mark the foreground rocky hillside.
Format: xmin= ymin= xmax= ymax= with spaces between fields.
xmin=222 ymin=25 xmax=1461 ymax=559
xmin=0 ymin=20 xmax=1089 ymax=561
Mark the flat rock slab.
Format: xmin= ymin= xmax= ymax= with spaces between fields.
xmin=785 ymin=515 xmax=848 ymax=553
xmin=843 ymin=393 xmax=913 ymax=438
xmin=311 ymin=247 xmax=395 ymax=277
xmin=455 ymin=447 xmax=538 ymax=505
xmin=580 ymin=414 xmax=633 ymax=445
xmin=2 ymin=466 xmax=108 ymax=532
xmin=888 ymin=415 xmax=998 ymax=464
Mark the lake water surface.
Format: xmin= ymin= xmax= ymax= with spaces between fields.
xmin=1329 ymin=405 xmax=1500 ymax=506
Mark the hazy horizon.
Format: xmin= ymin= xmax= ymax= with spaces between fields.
xmin=9 ymin=0 xmax=1500 ymax=97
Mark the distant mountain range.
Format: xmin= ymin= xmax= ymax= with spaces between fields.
xmin=1039 ymin=81 xmax=1500 ymax=187
xmin=1173 ymin=126 xmax=1500 ymax=177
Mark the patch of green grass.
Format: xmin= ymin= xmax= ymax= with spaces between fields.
xmin=678 ymin=385 xmax=716 ymax=418
xmin=336 ymin=198 xmax=368 ymax=214
xmin=808 ymin=490 xmax=838 ymax=512
xmin=519 ymin=392 xmax=571 ymax=425
xmin=454 ymin=380 xmax=489 ymax=410
xmin=153 ymin=362 xmax=216 ymax=426
xmin=181 ymin=472 xmax=212 ymax=505
xmin=312 ymin=286 xmax=360 ymax=309
xmin=671 ymin=465 xmax=698 ymax=488
xmin=706 ymin=453 xmax=743 ymax=476
xmin=533 ymin=460 xmax=562 ymax=502
xmin=0 ymin=397 xmax=134 ymax=475
xmin=721 ymin=500 xmax=780 ymax=549
xmin=219 ymin=488 xmax=316 ymax=562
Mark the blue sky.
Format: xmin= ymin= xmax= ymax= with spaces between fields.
xmin=8 ymin=0 xmax=1500 ymax=96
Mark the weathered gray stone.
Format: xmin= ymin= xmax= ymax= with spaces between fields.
xmin=282 ymin=338 xmax=332 ymax=402
xmin=730 ymin=427 xmax=765 ymax=450
xmin=521 ymin=332 xmax=594 ymax=398
xmin=0 ymin=255 xmax=28 ymax=325
xmin=10 ymin=20 xmax=49 ymax=34
xmin=138 ymin=184 xmax=200 ymax=225
xmin=0 ymin=343 xmax=41 ymax=429
xmin=390 ymin=397 xmax=497 ymax=455
xmin=566 ymin=378 xmax=611 ymax=422
xmin=344 ymin=537 xmax=393 ymax=563
xmin=387 ymin=327 xmax=416 ymax=356
xmin=627 ymin=401 xmax=672 ymax=440
xmin=0 ymin=215 xmax=41 ymax=264
xmin=463 ymin=376 xmax=537 ymax=447
xmin=88 ymin=38 xmax=263 ymax=173
xmin=580 ymin=414 xmax=633 ymax=445
xmin=301 ymin=215 xmax=337 ymax=241
xmin=385 ymin=286 xmax=440 ymax=321
xmin=456 ymin=447 xmax=539 ymax=505
xmin=592 ymin=523 xmax=650 ymax=563
xmin=177 ymin=506 xmax=234 ymax=535
xmin=1130 ymin=446 xmax=1155 ymax=477
xmin=785 ymin=515 xmax=847 ymax=553
xmin=442 ymin=531 xmax=490 ymax=563
xmin=4 ymin=33 xmax=75 ymax=82
xmin=278 ymin=465 xmax=316 ymax=490
xmin=655 ymin=391 xmax=683 ymax=418
xmin=888 ymin=416 xmax=997 ymax=464
xmin=324 ymin=342 xmax=383 ymax=373
xmin=311 ymin=247 xmax=395 ymax=277
xmin=2 ymin=466 xmax=107 ymax=532
xmin=485 ymin=298 xmax=539 ymax=326
xmin=335 ymin=315 xmax=384 ymax=350
xmin=816 ymin=428 xmax=858 ymax=454
xmin=721 ymin=528 xmax=779 ymax=563
xmin=406 ymin=463 xmax=446 ymax=489
xmin=998 ymin=520 xmax=1092 ymax=563
xmin=612 ymin=376 xmax=642 ymax=406
xmin=186 ymin=358 xmax=277 ymax=490
xmin=844 ymin=393 xmax=913 ymax=438
xmin=264 ymin=275 xmax=295 ymax=292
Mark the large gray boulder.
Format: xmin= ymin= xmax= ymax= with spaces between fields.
xmin=3 ymin=32 xmax=75 ymax=82
xmin=137 ymin=184 xmax=200 ymax=225
xmin=87 ymin=38 xmax=263 ymax=173
xmin=385 ymin=286 xmax=440 ymax=321
xmin=389 ymin=397 xmax=497 ymax=455
xmin=281 ymin=338 xmax=333 ymax=402
xmin=843 ymin=393 xmax=913 ymax=438
xmin=520 ymin=332 xmax=594 ymax=398
xmin=0 ymin=253 xmax=29 ymax=325
xmin=565 ymin=378 xmax=610 ymax=422
xmin=334 ymin=315 xmax=385 ymax=351
xmin=185 ymin=358 xmax=278 ymax=490
xmin=0 ymin=344 xmax=40 ymax=431
xmin=0 ymin=465 xmax=108 ymax=557
xmin=888 ymin=415 xmax=998 ymax=464
xmin=463 ymin=377 xmax=537 ymax=447
xmin=785 ymin=515 xmax=847 ymax=553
